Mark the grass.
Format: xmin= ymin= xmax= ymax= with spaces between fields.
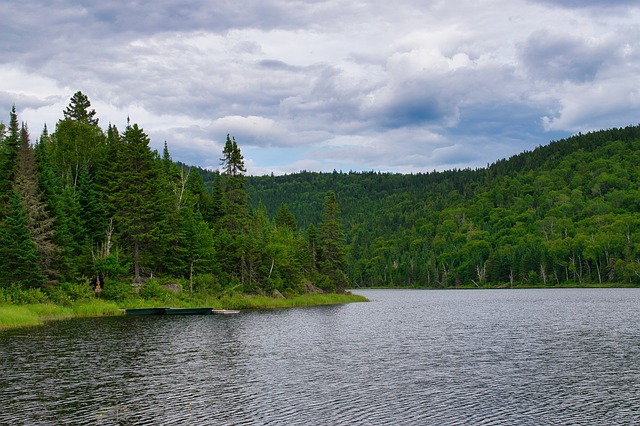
xmin=0 ymin=305 xmax=43 ymax=329
xmin=211 ymin=292 xmax=369 ymax=310
xmin=1 ymin=292 xmax=368 ymax=331
xmin=0 ymin=300 xmax=123 ymax=331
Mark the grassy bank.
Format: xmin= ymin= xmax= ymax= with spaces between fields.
xmin=0 ymin=292 xmax=368 ymax=331
xmin=0 ymin=300 xmax=123 ymax=331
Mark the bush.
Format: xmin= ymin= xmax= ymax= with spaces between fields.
xmin=100 ymin=279 xmax=135 ymax=302
xmin=0 ymin=285 xmax=49 ymax=305
xmin=139 ymin=279 xmax=175 ymax=300
xmin=45 ymin=280 xmax=95 ymax=305
xmin=191 ymin=274 xmax=221 ymax=295
xmin=44 ymin=286 xmax=72 ymax=305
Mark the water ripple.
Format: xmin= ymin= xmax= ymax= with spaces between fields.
xmin=1 ymin=289 xmax=640 ymax=424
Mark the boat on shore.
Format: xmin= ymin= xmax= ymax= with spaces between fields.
xmin=212 ymin=309 xmax=241 ymax=315
xmin=125 ymin=307 xmax=215 ymax=315
xmin=125 ymin=308 xmax=167 ymax=315
xmin=164 ymin=307 xmax=213 ymax=315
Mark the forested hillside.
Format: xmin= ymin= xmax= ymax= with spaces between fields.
xmin=3 ymin=91 xmax=640 ymax=293
xmin=0 ymin=93 xmax=349 ymax=300
xmin=244 ymin=126 xmax=640 ymax=287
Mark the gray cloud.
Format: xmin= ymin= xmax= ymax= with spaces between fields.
xmin=519 ymin=30 xmax=609 ymax=83
xmin=529 ymin=0 xmax=638 ymax=8
xmin=2 ymin=0 xmax=640 ymax=174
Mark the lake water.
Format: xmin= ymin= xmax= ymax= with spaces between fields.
xmin=1 ymin=288 xmax=640 ymax=425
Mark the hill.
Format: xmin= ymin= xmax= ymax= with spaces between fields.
xmin=4 ymin=92 xmax=640 ymax=292
xmin=241 ymin=125 xmax=640 ymax=287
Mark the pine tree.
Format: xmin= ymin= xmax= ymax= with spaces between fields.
xmin=221 ymin=134 xmax=246 ymax=177
xmin=216 ymin=135 xmax=250 ymax=282
xmin=63 ymin=91 xmax=99 ymax=125
xmin=219 ymin=134 xmax=249 ymax=231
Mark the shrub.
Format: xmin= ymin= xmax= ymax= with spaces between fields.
xmin=101 ymin=279 xmax=135 ymax=302
xmin=191 ymin=274 xmax=221 ymax=295
xmin=139 ymin=279 xmax=174 ymax=300
xmin=0 ymin=285 xmax=49 ymax=305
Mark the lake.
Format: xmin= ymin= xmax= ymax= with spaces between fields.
xmin=1 ymin=288 xmax=639 ymax=425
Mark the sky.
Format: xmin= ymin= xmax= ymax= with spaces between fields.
xmin=1 ymin=0 xmax=640 ymax=175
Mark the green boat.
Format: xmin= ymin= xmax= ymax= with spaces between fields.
xmin=125 ymin=308 xmax=167 ymax=315
xmin=163 ymin=307 xmax=213 ymax=315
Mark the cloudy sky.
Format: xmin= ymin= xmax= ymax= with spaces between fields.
xmin=2 ymin=0 xmax=639 ymax=175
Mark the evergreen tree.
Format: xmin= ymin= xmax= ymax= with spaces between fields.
xmin=306 ymin=223 xmax=319 ymax=272
xmin=0 ymin=190 xmax=46 ymax=288
xmin=219 ymin=134 xmax=249 ymax=231
xmin=221 ymin=134 xmax=246 ymax=177
xmin=274 ymin=204 xmax=297 ymax=231
xmin=186 ymin=170 xmax=216 ymax=224
xmin=108 ymin=123 xmax=168 ymax=283
xmin=63 ymin=91 xmax=99 ymax=125
xmin=12 ymin=123 xmax=59 ymax=281
xmin=216 ymin=135 xmax=250 ymax=282
xmin=209 ymin=171 xmax=225 ymax=225
xmin=0 ymin=106 xmax=20 ymax=207
xmin=317 ymin=191 xmax=349 ymax=292
xmin=51 ymin=93 xmax=105 ymax=188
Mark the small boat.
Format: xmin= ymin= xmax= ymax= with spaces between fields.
xmin=163 ymin=307 xmax=213 ymax=315
xmin=125 ymin=308 xmax=167 ymax=315
xmin=212 ymin=309 xmax=241 ymax=315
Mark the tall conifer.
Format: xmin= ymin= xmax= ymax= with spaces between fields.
xmin=317 ymin=191 xmax=349 ymax=292
xmin=109 ymin=123 xmax=167 ymax=283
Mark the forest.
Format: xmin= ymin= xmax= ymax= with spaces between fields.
xmin=241 ymin=126 xmax=640 ymax=288
xmin=0 ymin=92 xmax=349 ymax=303
xmin=2 ymin=91 xmax=640 ymax=300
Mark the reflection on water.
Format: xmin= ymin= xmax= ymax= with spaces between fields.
xmin=1 ymin=288 xmax=640 ymax=424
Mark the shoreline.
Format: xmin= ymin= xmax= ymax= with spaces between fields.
xmin=352 ymin=283 xmax=640 ymax=290
xmin=0 ymin=292 xmax=369 ymax=332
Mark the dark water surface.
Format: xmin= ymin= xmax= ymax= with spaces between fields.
xmin=1 ymin=288 xmax=640 ymax=425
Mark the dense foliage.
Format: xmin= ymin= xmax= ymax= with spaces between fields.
xmin=0 ymin=93 xmax=349 ymax=298
xmin=3 ymin=92 xmax=640 ymax=293
xmin=243 ymin=126 xmax=640 ymax=287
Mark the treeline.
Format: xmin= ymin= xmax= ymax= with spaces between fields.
xmin=0 ymin=92 xmax=349 ymax=298
xmin=243 ymin=126 xmax=640 ymax=287
xmin=4 ymin=91 xmax=639 ymax=291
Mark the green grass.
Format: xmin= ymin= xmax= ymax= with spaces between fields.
xmin=118 ymin=291 xmax=368 ymax=311
xmin=0 ymin=305 xmax=43 ymax=329
xmin=214 ymin=292 xmax=368 ymax=310
xmin=1 ymin=292 xmax=368 ymax=331
xmin=0 ymin=301 xmax=124 ymax=331
xmin=70 ymin=300 xmax=123 ymax=317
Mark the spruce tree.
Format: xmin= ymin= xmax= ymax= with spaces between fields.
xmin=317 ymin=191 xmax=349 ymax=292
xmin=108 ymin=123 xmax=167 ymax=283
xmin=0 ymin=190 xmax=46 ymax=288
xmin=0 ymin=106 xmax=20 ymax=208
xmin=14 ymin=124 xmax=59 ymax=280
xmin=274 ymin=204 xmax=297 ymax=231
